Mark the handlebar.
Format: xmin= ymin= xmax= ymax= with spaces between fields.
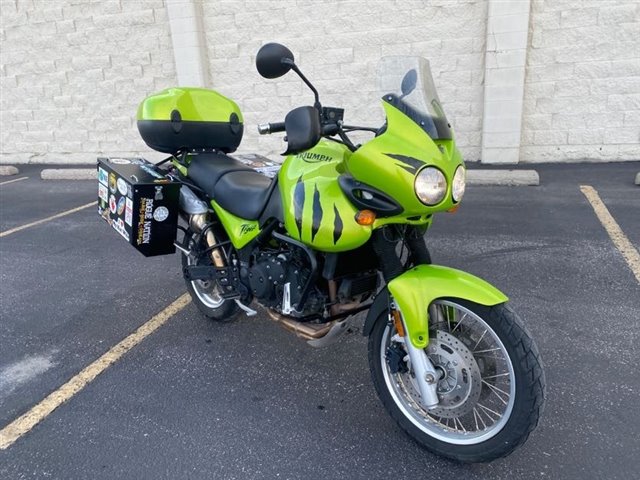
xmin=258 ymin=121 xmax=340 ymax=136
xmin=257 ymin=122 xmax=286 ymax=135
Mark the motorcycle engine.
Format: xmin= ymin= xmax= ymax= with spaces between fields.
xmin=246 ymin=249 xmax=323 ymax=317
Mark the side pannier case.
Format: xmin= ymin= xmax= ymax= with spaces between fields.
xmin=137 ymin=87 xmax=243 ymax=154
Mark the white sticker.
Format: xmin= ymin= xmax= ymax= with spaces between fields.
xmin=117 ymin=178 xmax=128 ymax=196
xmin=110 ymin=158 xmax=131 ymax=164
xmin=153 ymin=206 xmax=169 ymax=222
xmin=112 ymin=217 xmax=130 ymax=241
xmin=98 ymin=167 xmax=108 ymax=186
xmin=98 ymin=183 xmax=108 ymax=202
xmin=109 ymin=194 xmax=117 ymax=214
xmin=125 ymin=198 xmax=133 ymax=226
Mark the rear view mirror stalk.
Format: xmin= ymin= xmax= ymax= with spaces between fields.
xmin=285 ymin=59 xmax=321 ymax=111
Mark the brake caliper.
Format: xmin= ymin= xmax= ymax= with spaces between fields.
xmin=386 ymin=344 xmax=408 ymax=374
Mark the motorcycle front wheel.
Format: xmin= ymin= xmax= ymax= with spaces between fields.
xmin=368 ymin=300 xmax=545 ymax=463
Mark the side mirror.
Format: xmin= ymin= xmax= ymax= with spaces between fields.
xmin=283 ymin=106 xmax=321 ymax=155
xmin=256 ymin=43 xmax=295 ymax=79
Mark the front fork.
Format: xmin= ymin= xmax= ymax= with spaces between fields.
xmin=392 ymin=304 xmax=440 ymax=409
xmin=374 ymin=228 xmax=440 ymax=409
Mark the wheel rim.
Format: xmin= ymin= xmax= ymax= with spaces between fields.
xmin=186 ymin=242 xmax=224 ymax=309
xmin=380 ymin=300 xmax=516 ymax=445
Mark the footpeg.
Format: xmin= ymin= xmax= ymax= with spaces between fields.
xmin=183 ymin=265 xmax=217 ymax=281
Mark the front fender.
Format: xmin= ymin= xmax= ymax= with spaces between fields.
xmin=364 ymin=265 xmax=508 ymax=349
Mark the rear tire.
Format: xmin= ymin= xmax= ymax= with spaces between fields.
xmin=180 ymin=230 xmax=239 ymax=322
xmin=368 ymin=300 xmax=545 ymax=463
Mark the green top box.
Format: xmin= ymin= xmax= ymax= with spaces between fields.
xmin=137 ymin=87 xmax=244 ymax=154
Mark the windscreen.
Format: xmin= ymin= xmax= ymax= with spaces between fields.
xmin=376 ymin=56 xmax=452 ymax=140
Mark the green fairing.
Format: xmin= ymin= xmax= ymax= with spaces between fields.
xmin=279 ymin=139 xmax=372 ymax=252
xmin=387 ymin=265 xmax=508 ymax=349
xmin=137 ymin=87 xmax=243 ymax=123
xmin=346 ymin=101 xmax=464 ymax=222
xmin=210 ymin=200 xmax=260 ymax=249
xmin=277 ymin=100 xmax=464 ymax=251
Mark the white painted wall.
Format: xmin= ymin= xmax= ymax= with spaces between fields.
xmin=166 ymin=0 xmax=208 ymax=87
xmin=0 ymin=0 xmax=638 ymax=164
xmin=0 ymin=0 xmax=177 ymax=164
xmin=202 ymin=0 xmax=488 ymax=161
xmin=521 ymin=0 xmax=640 ymax=162
xmin=481 ymin=0 xmax=530 ymax=164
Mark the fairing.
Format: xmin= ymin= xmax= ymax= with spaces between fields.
xmin=278 ymin=140 xmax=372 ymax=252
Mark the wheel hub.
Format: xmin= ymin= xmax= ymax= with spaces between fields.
xmin=425 ymin=330 xmax=482 ymax=418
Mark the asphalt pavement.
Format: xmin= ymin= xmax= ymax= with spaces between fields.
xmin=0 ymin=162 xmax=639 ymax=479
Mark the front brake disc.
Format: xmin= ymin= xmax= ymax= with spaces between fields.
xmin=424 ymin=330 xmax=482 ymax=419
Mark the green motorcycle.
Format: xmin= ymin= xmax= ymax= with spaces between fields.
xmin=134 ymin=43 xmax=545 ymax=462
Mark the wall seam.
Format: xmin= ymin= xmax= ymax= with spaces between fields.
xmin=480 ymin=0 xmax=532 ymax=164
xmin=166 ymin=0 xmax=209 ymax=87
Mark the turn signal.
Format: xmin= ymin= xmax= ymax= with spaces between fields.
xmin=392 ymin=309 xmax=405 ymax=337
xmin=355 ymin=209 xmax=376 ymax=225
xmin=447 ymin=205 xmax=460 ymax=213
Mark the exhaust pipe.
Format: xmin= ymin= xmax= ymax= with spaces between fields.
xmin=266 ymin=310 xmax=334 ymax=340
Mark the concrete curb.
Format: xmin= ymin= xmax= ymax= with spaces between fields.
xmin=635 ymin=172 xmax=639 ymax=186
xmin=467 ymin=169 xmax=539 ymax=186
xmin=38 ymin=167 xmax=541 ymax=186
xmin=41 ymin=168 xmax=96 ymax=180
xmin=0 ymin=165 xmax=19 ymax=176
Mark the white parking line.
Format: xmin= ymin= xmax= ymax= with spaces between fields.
xmin=0 ymin=176 xmax=28 ymax=186
xmin=0 ymin=293 xmax=192 ymax=450
xmin=0 ymin=201 xmax=95 ymax=238
xmin=580 ymin=185 xmax=640 ymax=284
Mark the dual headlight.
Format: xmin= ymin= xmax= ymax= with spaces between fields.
xmin=414 ymin=166 xmax=466 ymax=205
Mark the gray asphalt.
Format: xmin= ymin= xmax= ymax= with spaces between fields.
xmin=0 ymin=162 xmax=639 ymax=479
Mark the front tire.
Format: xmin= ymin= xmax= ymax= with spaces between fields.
xmin=368 ymin=300 xmax=545 ymax=463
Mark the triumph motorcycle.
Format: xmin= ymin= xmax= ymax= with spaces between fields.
xmin=102 ymin=43 xmax=545 ymax=462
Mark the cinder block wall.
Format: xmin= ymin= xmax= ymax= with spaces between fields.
xmin=202 ymin=0 xmax=488 ymax=161
xmin=0 ymin=0 xmax=176 ymax=163
xmin=521 ymin=0 xmax=640 ymax=162
xmin=0 ymin=0 xmax=639 ymax=164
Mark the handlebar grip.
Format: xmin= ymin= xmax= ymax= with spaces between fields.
xmin=257 ymin=121 xmax=286 ymax=135
xmin=322 ymin=123 xmax=339 ymax=136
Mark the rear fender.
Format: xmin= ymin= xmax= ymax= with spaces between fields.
xmin=363 ymin=265 xmax=508 ymax=348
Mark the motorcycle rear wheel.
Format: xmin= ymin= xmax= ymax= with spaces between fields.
xmin=180 ymin=230 xmax=238 ymax=322
xmin=368 ymin=300 xmax=545 ymax=463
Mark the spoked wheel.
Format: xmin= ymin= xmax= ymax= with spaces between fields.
xmin=180 ymin=230 xmax=238 ymax=322
xmin=368 ymin=300 xmax=545 ymax=463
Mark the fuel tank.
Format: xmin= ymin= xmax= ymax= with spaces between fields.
xmin=278 ymin=140 xmax=372 ymax=252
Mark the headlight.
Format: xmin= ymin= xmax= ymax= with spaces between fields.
xmin=415 ymin=167 xmax=447 ymax=206
xmin=452 ymin=166 xmax=466 ymax=202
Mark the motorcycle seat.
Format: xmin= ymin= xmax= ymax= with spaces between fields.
xmin=187 ymin=152 xmax=276 ymax=221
